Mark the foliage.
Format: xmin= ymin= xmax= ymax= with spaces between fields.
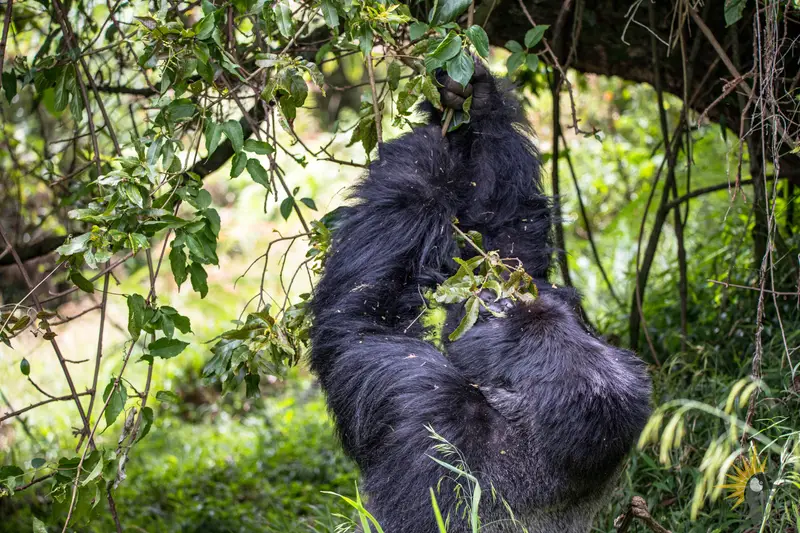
xmin=0 ymin=0 xmax=798 ymax=531
xmin=424 ymin=227 xmax=537 ymax=342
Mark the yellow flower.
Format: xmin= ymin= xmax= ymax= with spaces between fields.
xmin=718 ymin=446 xmax=767 ymax=508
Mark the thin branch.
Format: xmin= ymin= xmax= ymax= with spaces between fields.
xmin=366 ymin=49 xmax=383 ymax=145
xmin=15 ymin=473 xmax=56 ymax=492
xmin=707 ymin=279 xmax=798 ymax=298
xmin=0 ymin=0 xmax=13 ymax=79
xmin=615 ymin=496 xmax=672 ymax=533
xmin=558 ymin=131 xmax=622 ymax=307
xmin=0 ymin=223 xmax=92 ymax=432
xmin=517 ymin=0 xmax=593 ymax=135
xmin=27 ymin=377 xmax=57 ymax=399
xmin=81 ymin=272 xmax=110 ymax=452
xmin=0 ymin=392 xmax=92 ymax=424
xmin=49 ymin=304 xmax=101 ymax=326
xmin=649 ymin=1 xmax=687 ymax=353
xmin=662 ymin=175 xmax=791 ymax=212
xmin=62 ymin=339 xmax=136 ymax=533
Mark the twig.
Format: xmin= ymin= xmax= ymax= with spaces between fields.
xmin=615 ymin=496 xmax=672 ymax=533
xmin=366 ymin=49 xmax=383 ymax=145
xmin=50 ymin=0 xmax=105 ymax=173
xmin=62 ymin=339 xmax=136 ymax=533
xmin=80 ymin=272 xmax=110 ymax=452
xmin=440 ymin=110 xmax=453 ymax=137
xmin=662 ymin=175 xmax=790 ymax=212
xmin=27 ymin=377 xmax=57 ymax=399
xmin=516 ymin=0 xmax=592 ymax=136
xmin=0 ymin=223 xmax=92 ymax=433
xmin=708 ymin=279 xmax=798 ymax=298
xmin=49 ymin=304 xmax=101 ymax=326
xmin=558 ymin=131 xmax=622 ymax=307
xmin=14 ymin=473 xmax=55 ymax=492
xmin=689 ymin=7 xmax=794 ymax=150
xmin=0 ymin=0 xmax=13 ymax=79
xmin=649 ymin=1 xmax=687 ymax=353
xmin=0 ymin=392 xmax=92 ymax=423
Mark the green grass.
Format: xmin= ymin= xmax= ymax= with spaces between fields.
xmin=0 ymin=377 xmax=358 ymax=533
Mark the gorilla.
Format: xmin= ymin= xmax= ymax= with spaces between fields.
xmin=309 ymin=61 xmax=652 ymax=532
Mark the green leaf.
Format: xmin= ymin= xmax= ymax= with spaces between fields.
xmin=205 ymin=208 xmax=221 ymax=236
xmin=465 ymin=25 xmax=490 ymax=58
xmin=506 ymin=51 xmax=526 ymax=74
xmin=32 ymin=518 xmax=47 ymax=533
xmin=127 ymin=294 xmax=146 ymax=340
xmin=184 ymin=233 xmax=207 ymax=262
xmin=205 ymin=121 xmax=222 ymax=155
xmin=524 ymin=25 xmax=549 ymax=48
xmin=122 ymin=183 xmax=144 ymax=208
xmin=428 ymin=32 xmax=462 ymax=65
xmin=155 ymin=390 xmax=180 ymax=403
xmin=56 ymin=232 xmax=92 ymax=256
xmin=505 ymin=40 xmax=523 ymax=53
xmin=70 ymin=272 xmax=95 ymax=294
xmin=280 ymin=197 xmax=294 ymax=220
xmin=725 ymin=0 xmax=747 ymax=26
xmin=2 ymin=72 xmax=17 ymax=102
xmin=275 ymin=2 xmax=293 ymax=38
xmin=197 ymin=58 xmax=215 ymax=84
xmin=357 ymin=25 xmax=373 ymax=58
xmin=148 ymin=337 xmax=189 ymax=359
xmin=287 ymin=72 xmax=308 ymax=106
xmin=347 ymin=116 xmax=378 ymax=155
xmin=387 ymin=61 xmax=402 ymax=91
xmin=243 ymin=139 xmax=275 ymax=155
xmin=80 ymin=454 xmax=103 ymax=486
xmin=300 ymin=197 xmax=317 ymax=210
xmin=449 ymin=296 xmax=480 ymax=341
xmin=526 ymin=53 xmax=539 ymax=71
xmin=102 ymin=379 xmax=127 ymax=428
xmin=136 ymin=406 xmax=154 ymax=443
xmin=195 ymin=14 xmax=215 ymax=40
xmin=20 ymin=358 xmax=30 ymax=376
xmin=222 ymin=120 xmax=244 ymax=153
xmin=321 ymin=0 xmax=339 ymax=28
xmin=231 ymin=152 xmax=248 ymax=177
xmin=409 ymin=22 xmax=429 ymax=41
xmin=430 ymin=0 xmax=471 ymax=25
xmin=421 ymin=76 xmax=442 ymax=110
xmin=195 ymin=189 xmax=212 ymax=209
xmin=11 ymin=315 xmax=30 ymax=332
xmin=54 ymin=67 xmax=71 ymax=112
xmin=166 ymin=99 xmax=196 ymax=122
xmin=30 ymin=458 xmax=45 ymax=469
xmin=246 ymin=158 xmax=270 ymax=189
xmin=169 ymin=245 xmax=187 ymax=288
xmin=173 ymin=314 xmax=192 ymax=336
xmin=396 ymin=77 xmax=421 ymax=115
xmin=0 ymin=464 xmax=23 ymax=481
xmin=446 ymin=50 xmax=474 ymax=89
xmin=279 ymin=94 xmax=296 ymax=122
xmin=189 ymin=262 xmax=208 ymax=297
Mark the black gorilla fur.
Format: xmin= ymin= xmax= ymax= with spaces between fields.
xmin=310 ymin=67 xmax=652 ymax=532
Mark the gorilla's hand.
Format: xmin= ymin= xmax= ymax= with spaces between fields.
xmin=435 ymin=60 xmax=494 ymax=116
xmin=478 ymin=288 xmax=514 ymax=317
